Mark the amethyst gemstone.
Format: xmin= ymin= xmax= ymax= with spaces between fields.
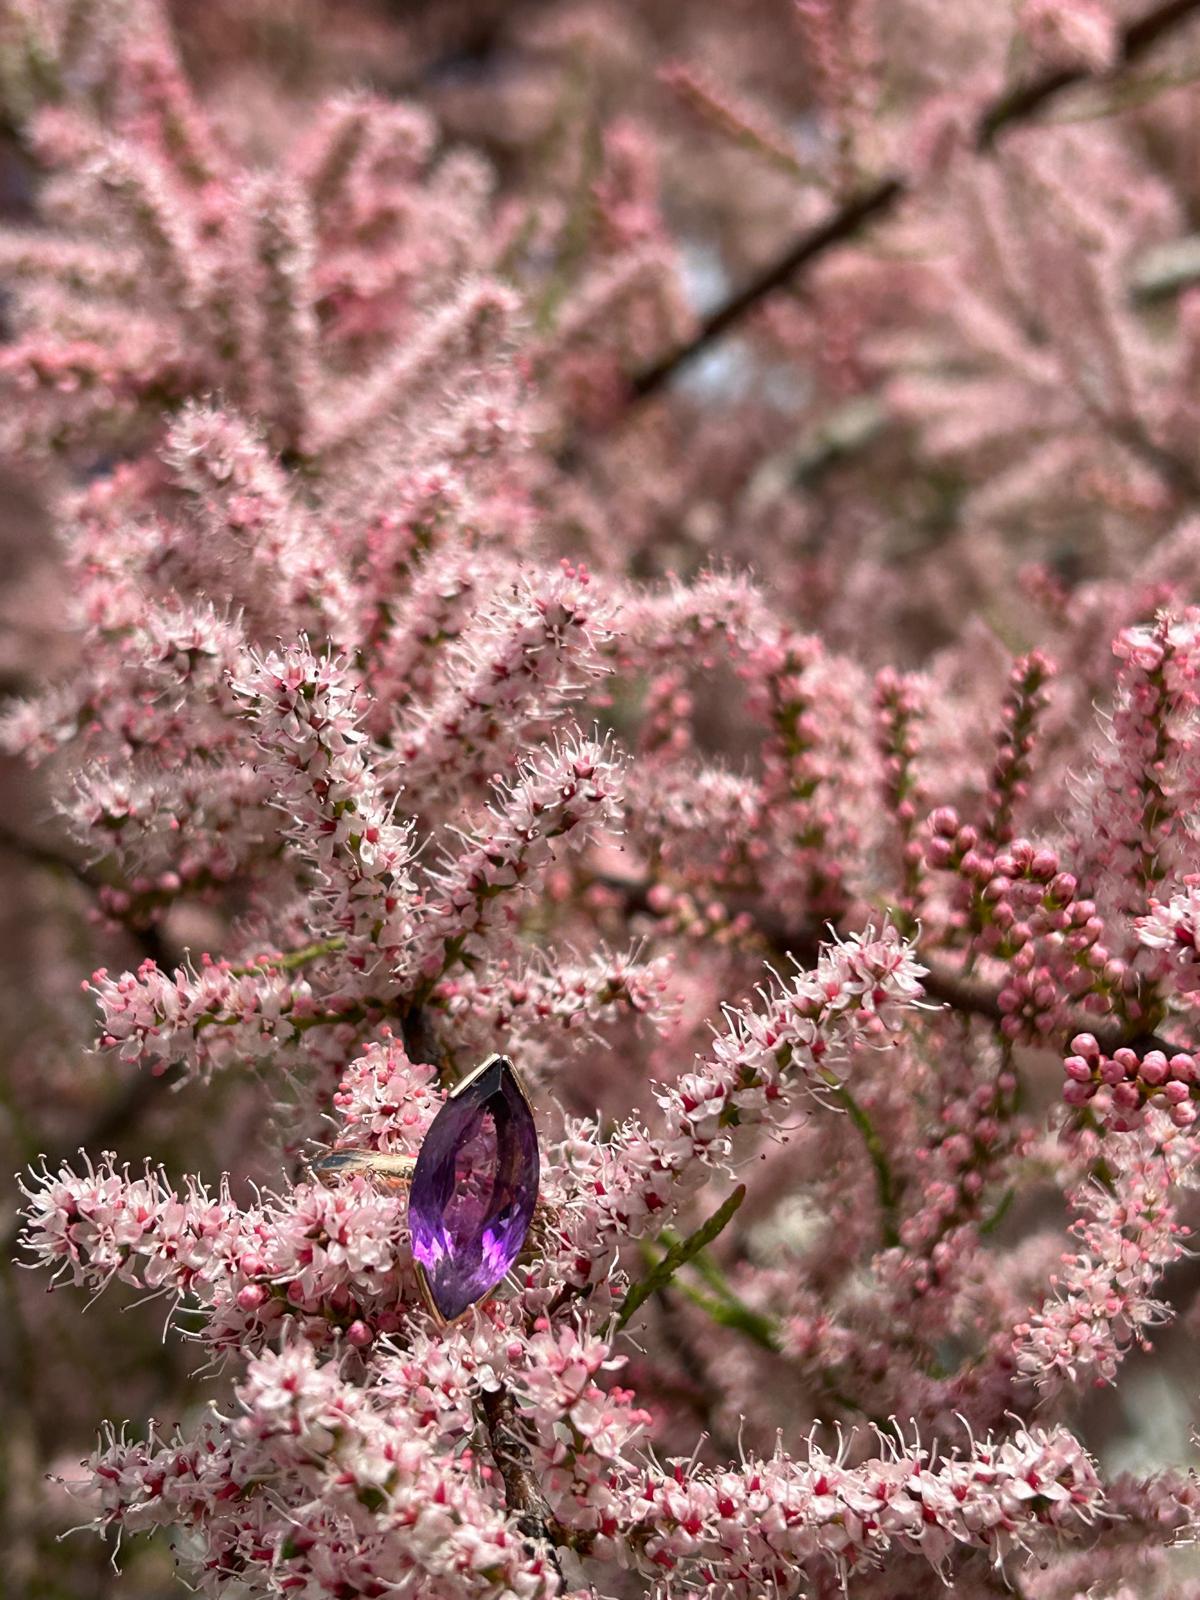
xmin=408 ymin=1055 xmax=540 ymax=1320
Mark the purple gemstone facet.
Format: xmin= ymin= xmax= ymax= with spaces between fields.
xmin=408 ymin=1055 xmax=540 ymax=1320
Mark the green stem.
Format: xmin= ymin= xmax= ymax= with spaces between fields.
xmin=234 ymin=935 xmax=347 ymax=977
xmin=650 ymin=1246 xmax=881 ymax=1422
xmin=820 ymin=1071 xmax=901 ymax=1248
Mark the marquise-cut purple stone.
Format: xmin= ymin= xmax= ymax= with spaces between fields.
xmin=408 ymin=1055 xmax=540 ymax=1320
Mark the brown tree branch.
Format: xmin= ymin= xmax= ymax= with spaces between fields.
xmin=0 ymin=822 xmax=173 ymax=967
xmin=977 ymin=0 xmax=1200 ymax=146
xmin=629 ymin=176 xmax=902 ymax=402
xmin=624 ymin=0 xmax=1200 ymax=407
xmin=477 ymin=1383 xmax=569 ymax=1582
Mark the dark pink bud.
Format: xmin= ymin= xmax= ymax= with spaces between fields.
xmin=1139 ymin=1051 xmax=1169 ymax=1087
xmin=1171 ymin=1054 xmax=1197 ymax=1083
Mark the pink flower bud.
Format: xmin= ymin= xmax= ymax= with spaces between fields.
xmin=1139 ymin=1051 xmax=1169 ymax=1087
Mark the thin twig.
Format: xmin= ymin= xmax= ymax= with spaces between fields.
xmin=0 ymin=822 xmax=174 ymax=968
xmin=0 ymin=823 xmax=182 ymax=1256
xmin=629 ymin=176 xmax=902 ymax=402
xmin=976 ymin=0 xmax=1200 ymax=146
xmin=819 ymin=1074 xmax=900 ymax=1246
xmin=477 ymin=1383 xmax=569 ymax=1582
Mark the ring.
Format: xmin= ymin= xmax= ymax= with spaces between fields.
xmin=312 ymin=1054 xmax=543 ymax=1322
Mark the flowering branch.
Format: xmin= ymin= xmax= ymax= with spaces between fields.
xmin=625 ymin=0 xmax=1200 ymax=406
xmin=6 ymin=6 xmax=1200 ymax=1595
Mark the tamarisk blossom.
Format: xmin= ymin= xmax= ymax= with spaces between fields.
xmin=82 ymin=1343 xmax=554 ymax=1599
xmin=163 ymin=405 xmax=358 ymax=648
xmin=550 ymin=926 xmax=926 ymax=1278
xmin=10 ymin=2 xmax=1200 ymax=1597
xmin=611 ymin=1423 xmax=1102 ymax=1588
xmin=1062 ymin=1030 xmax=1200 ymax=1131
xmin=1013 ymin=1110 xmax=1195 ymax=1391
xmin=1071 ymin=612 xmax=1200 ymax=937
xmin=363 ymin=531 xmax=490 ymax=726
xmin=310 ymin=278 xmax=521 ymax=457
xmin=229 ymin=643 xmax=420 ymax=983
xmin=1018 ymin=0 xmax=1121 ymax=71
xmin=748 ymin=631 xmax=878 ymax=923
xmin=393 ymin=562 xmax=612 ymax=800
xmin=74 ymin=1341 xmax=1102 ymax=1599
xmin=20 ymin=1147 xmax=427 ymax=1353
xmin=660 ymin=60 xmax=814 ymax=178
xmin=88 ymin=952 xmax=348 ymax=1081
xmin=434 ymin=948 xmax=679 ymax=1076
xmin=0 ymin=22 xmax=525 ymax=469
xmin=408 ymin=734 xmax=625 ymax=986
xmin=1137 ymin=882 xmax=1200 ymax=1002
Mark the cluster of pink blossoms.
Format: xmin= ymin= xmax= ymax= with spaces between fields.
xmin=6 ymin=2 xmax=1200 ymax=1598
xmin=1014 ymin=1109 xmax=1196 ymax=1390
